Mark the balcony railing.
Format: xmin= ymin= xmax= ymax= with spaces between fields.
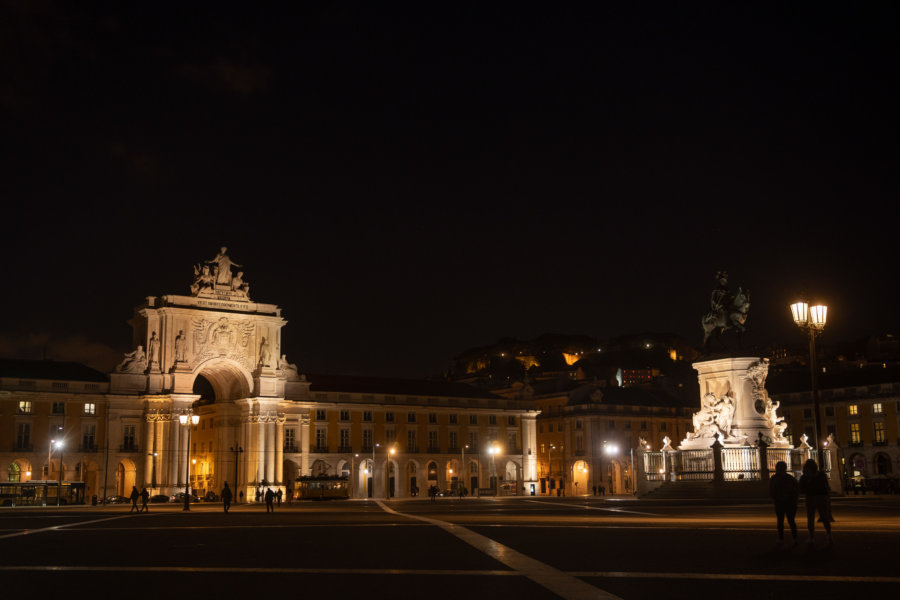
xmin=283 ymin=445 xmax=298 ymax=453
xmin=313 ymin=446 xmax=329 ymax=453
xmin=79 ymin=444 xmax=99 ymax=452
xmin=337 ymin=446 xmax=353 ymax=453
xmin=120 ymin=444 xmax=139 ymax=452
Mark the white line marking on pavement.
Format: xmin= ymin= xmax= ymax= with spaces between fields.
xmin=569 ymin=571 xmax=900 ymax=583
xmin=0 ymin=515 xmax=136 ymax=540
xmin=524 ymin=499 xmax=660 ymax=516
xmin=375 ymin=500 xmax=622 ymax=600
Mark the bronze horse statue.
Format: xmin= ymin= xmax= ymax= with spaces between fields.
xmin=702 ymin=287 xmax=750 ymax=348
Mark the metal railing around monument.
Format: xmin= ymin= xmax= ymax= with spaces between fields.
xmin=643 ymin=446 xmax=820 ymax=483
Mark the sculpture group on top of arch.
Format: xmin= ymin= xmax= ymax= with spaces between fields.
xmin=191 ymin=246 xmax=251 ymax=300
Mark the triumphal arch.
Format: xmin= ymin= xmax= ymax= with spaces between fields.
xmin=109 ymin=247 xmax=310 ymax=499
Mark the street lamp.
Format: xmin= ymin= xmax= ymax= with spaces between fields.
xmin=488 ymin=443 xmax=500 ymax=495
xmin=790 ymin=300 xmax=828 ymax=459
xmin=547 ymin=444 xmax=556 ymax=494
xmin=179 ymin=411 xmax=200 ymax=511
xmin=386 ymin=445 xmax=396 ymax=498
xmin=55 ymin=440 xmax=64 ymax=506
xmin=604 ymin=441 xmax=618 ymax=495
xmin=230 ymin=445 xmax=243 ymax=502
xmin=461 ymin=444 xmax=469 ymax=494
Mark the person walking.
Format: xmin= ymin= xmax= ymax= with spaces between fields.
xmin=139 ymin=487 xmax=150 ymax=513
xmin=129 ymin=486 xmax=140 ymax=513
xmin=264 ymin=487 xmax=275 ymax=513
xmin=221 ymin=482 xmax=233 ymax=513
xmin=276 ymin=489 xmax=283 ymax=506
xmin=799 ymin=459 xmax=833 ymax=545
xmin=769 ymin=461 xmax=799 ymax=545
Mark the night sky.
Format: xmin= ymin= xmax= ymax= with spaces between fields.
xmin=2 ymin=4 xmax=898 ymax=378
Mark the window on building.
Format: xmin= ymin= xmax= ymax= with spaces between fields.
xmin=449 ymin=414 xmax=458 ymax=424
xmin=192 ymin=443 xmax=196 ymax=453
xmin=609 ymin=420 xmax=615 ymax=429
xmin=548 ymin=423 xmax=554 ymax=433
xmin=660 ymin=422 xmax=667 ymax=431
xmin=468 ymin=431 xmax=478 ymax=451
xmin=825 ymin=406 xmax=834 ymax=417
xmin=873 ymin=402 xmax=883 ymax=414
xmin=362 ymin=429 xmax=373 ymax=450
xmin=209 ymin=441 xmax=213 ymax=453
xmin=848 ymin=404 xmax=858 ymax=416
xmin=200 ymin=442 xmax=206 ymax=453
xmin=17 ymin=401 xmax=32 ymax=414
xmin=874 ymin=422 xmax=886 ymax=443
xmin=123 ymin=425 xmax=136 ymax=450
xmin=849 ymin=423 xmax=861 ymax=444
xmin=428 ymin=430 xmax=438 ymax=450
xmin=624 ymin=420 xmax=632 ymax=430
xmin=16 ymin=423 xmax=31 ymax=449
xmin=83 ymin=402 xmax=96 ymax=416
xmin=201 ymin=419 xmax=206 ymax=430
xmin=285 ymin=428 xmax=296 ymax=451
xmin=449 ymin=431 xmax=458 ymax=449
xmin=429 ymin=413 xmax=437 ymax=424
xmin=575 ymin=420 xmax=582 ymax=430
xmin=82 ymin=424 xmax=96 ymax=450
xmin=316 ymin=409 xmax=326 ymax=421
xmin=340 ymin=410 xmax=350 ymax=421
xmin=489 ymin=415 xmax=497 ymax=426
xmin=640 ymin=421 xmax=647 ymax=431
xmin=385 ymin=428 xmax=396 ymax=445
xmin=407 ymin=430 xmax=417 ymax=452
xmin=52 ymin=402 xmax=65 ymax=415
xmin=315 ymin=429 xmax=327 ymax=451
xmin=340 ymin=429 xmax=351 ymax=449
xmin=508 ymin=431 xmax=517 ymax=451
xmin=469 ymin=415 xmax=478 ymax=425
xmin=407 ymin=413 xmax=416 ymax=423
xmin=385 ymin=412 xmax=395 ymax=423
xmin=508 ymin=416 xmax=516 ymax=426
xmin=363 ymin=411 xmax=372 ymax=422
xmin=576 ymin=436 xmax=584 ymax=453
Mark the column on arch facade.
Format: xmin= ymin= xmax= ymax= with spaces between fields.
xmin=300 ymin=416 xmax=310 ymax=476
xmin=143 ymin=413 xmax=155 ymax=487
xmin=265 ymin=416 xmax=276 ymax=484
xmin=275 ymin=416 xmax=285 ymax=485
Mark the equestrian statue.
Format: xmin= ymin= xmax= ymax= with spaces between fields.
xmin=701 ymin=271 xmax=750 ymax=348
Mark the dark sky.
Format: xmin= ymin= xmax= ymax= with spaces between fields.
xmin=2 ymin=3 xmax=898 ymax=378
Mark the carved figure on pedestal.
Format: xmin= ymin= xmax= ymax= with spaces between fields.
xmin=208 ymin=246 xmax=242 ymax=286
xmin=701 ymin=271 xmax=751 ymax=348
xmin=190 ymin=264 xmax=215 ymax=296
xmin=148 ymin=331 xmax=159 ymax=364
xmin=116 ymin=345 xmax=147 ymax=373
xmin=277 ymin=354 xmax=299 ymax=378
xmin=687 ymin=392 xmax=736 ymax=442
xmin=231 ymin=271 xmax=250 ymax=298
xmin=258 ymin=337 xmax=271 ymax=367
xmin=661 ymin=436 xmax=674 ymax=451
xmin=639 ymin=436 xmax=649 ymax=450
xmin=174 ymin=330 xmax=187 ymax=363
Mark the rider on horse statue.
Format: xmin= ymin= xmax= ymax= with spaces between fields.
xmin=702 ymin=271 xmax=750 ymax=348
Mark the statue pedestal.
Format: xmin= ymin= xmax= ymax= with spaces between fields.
xmin=680 ymin=356 xmax=791 ymax=450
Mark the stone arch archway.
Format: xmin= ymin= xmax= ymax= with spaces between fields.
xmin=190 ymin=358 xmax=254 ymax=402
xmin=8 ymin=459 xmax=32 ymax=482
xmin=874 ymin=452 xmax=892 ymax=475
xmin=573 ymin=460 xmax=589 ymax=495
xmin=116 ymin=458 xmax=137 ymax=496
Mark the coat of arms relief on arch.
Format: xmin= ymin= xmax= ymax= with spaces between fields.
xmin=189 ymin=316 xmax=256 ymax=370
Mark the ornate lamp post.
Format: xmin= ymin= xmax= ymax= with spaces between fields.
xmin=460 ymin=444 xmax=469 ymax=494
xmin=604 ymin=441 xmax=619 ymax=495
xmin=547 ymin=444 xmax=556 ymax=494
xmin=386 ymin=445 xmax=396 ymax=497
xmin=790 ymin=301 xmax=828 ymax=458
xmin=179 ymin=411 xmax=200 ymax=511
xmin=488 ymin=443 xmax=500 ymax=495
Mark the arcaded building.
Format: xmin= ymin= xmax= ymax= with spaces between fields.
xmin=1 ymin=249 xmax=538 ymax=503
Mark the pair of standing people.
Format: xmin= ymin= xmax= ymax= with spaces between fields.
xmin=129 ymin=486 xmax=150 ymax=513
xmin=770 ymin=459 xmax=833 ymax=545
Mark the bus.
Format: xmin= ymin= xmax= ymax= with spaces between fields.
xmin=0 ymin=481 xmax=86 ymax=507
xmin=293 ymin=475 xmax=350 ymax=500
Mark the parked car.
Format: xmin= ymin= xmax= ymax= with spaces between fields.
xmin=150 ymin=494 xmax=172 ymax=503
xmin=105 ymin=495 xmax=130 ymax=504
xmin=172 ymin=492 xmax=200 ymax=503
